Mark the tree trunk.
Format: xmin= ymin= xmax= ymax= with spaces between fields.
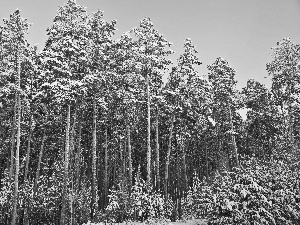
xmin=9 ymin=94 xmax=17 ymax=179
xmin=176 ymin=136 xmax=181 ymax=220
xmin=216 ymin=110 xmax=228 ymax=174
xmin=97 ymin=127 xmax=102 ymax=209
xmin=155 ymin=104 xmax=160 ymax=191
xmin=146 ymin=72 xmax=151 ymax=184
xmin=124 ymin=136 xmax=127 ymax=185
xmin=164 ymin=113 xmax=175 ymax=200
xmin=288 ymin=105 xmax=294 ymax=144
xmin=11 ymin=52 xmax=21 ymax=225
xmin=24 ymin=128 xmax=47 ymax=225
xmin=69 ymin=108 xmax=77 ymax=225
xmin=119 ymin=137 xmax=124 ymax=176
xmin=87 ymin=147 xmax=91 ymax=190
xmin=70 ymin=182 xmax=73 ymax=225
xmin=34 ymin=128 xmax=46 ymax=194
xmin=70 ymin=107 xmax=77 ymax=179
xmin=113 ymin=151 xmax=117 ymax=187
xmin=122 ymin=138 xmax=126 ymax=180
xmin=126 ymin=117 xmax=133 ymax=189
xmin=24 ymin=114 xmax=33 ymax=180
xmin=205 ymin=139 xmax=209 ymax=178
xmin=75 ymin=118 xmax=82 ymax=189
xmin=5 ymin=95 xmax=17 ymax=225
xmin=23 ymin=114 xmax=34 ymax=225
xmin=181 ymin=137 xmax=188 ymax=194
xmin=227 ymin=100 xmax=239 ymax=168
xmin=91 ymin=99 xmax=97 ymax=221
xmin=60 ymin=104 xmax=71 ymax=225
xmin=280 ymin=102 xmax=287 ymax=142
xmin=104 ymin=125 xmax=108 ymax=206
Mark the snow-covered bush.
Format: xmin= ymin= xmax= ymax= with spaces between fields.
xmin=106 ymin=178 xmax=174 ymax=223
xmin=0 ymin=161 xmax=92 ymax=224
xmin=183 ymin=156 xmax=300 ymax=224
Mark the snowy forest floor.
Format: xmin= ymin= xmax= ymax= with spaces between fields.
xmin=89 ymin=219 xmax=207 ymax=225
xmin=170 ymin=219 xmax=207 ymax=225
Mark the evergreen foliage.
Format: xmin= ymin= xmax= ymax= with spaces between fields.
xmin=1 ymin=1 xmax=300 ymax=224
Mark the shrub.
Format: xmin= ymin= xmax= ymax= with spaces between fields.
xmin=105 ymin=178 xmax=174 ymax=223
xmin=0 ymin=170 xmax=14 ymax=223
xmin=0 ymin=161 xmax=93 ymax=225
xmin=183 ymin=156 xmax=300 ymax=225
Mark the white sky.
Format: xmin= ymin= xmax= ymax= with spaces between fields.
xmin=1 ymin=0 xmax=300 ymax=91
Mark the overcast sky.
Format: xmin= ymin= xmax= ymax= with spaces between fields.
xmin=1 ymin=0 xmax=300 ymax=90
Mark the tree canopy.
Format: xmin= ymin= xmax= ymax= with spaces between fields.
xmin=1 ymin=1 xmax=300 ymax=225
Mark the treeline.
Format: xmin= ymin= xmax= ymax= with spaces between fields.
xmin=1 ymin=0 xmax=300 ymax=224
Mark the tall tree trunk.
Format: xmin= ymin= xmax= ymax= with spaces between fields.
xmin=9 ymin=94 xmax=17 ymax=179
xmin=176 ymin=136 xmax=181 ymax=220
xmin=280 ymin=102 xmax=287 ymax=142
xmin=146 ymin=72 xmax=151 ymax=184
xmin=164 ymin=113 xmax=175 ymax=200
xmin=123 ymin=136 xmax=127 ymax=186
xmin=181 ymin=137 xmax=188 ymax=194
xmin=97 ymin=127 xmax=102 ymax=209
xmin=26 ymin=128 xmax=47 ymax=225
xmin=113 ymin=151 xmax=117 ymax=187
xmin=11 ymin=52 xmax=21 ymax=225
xmin=155 ymin=104 xmax=160 ymax=191
xmin=126 ymin=116 xmax=133 ymax=189
xmin=69 ymin=108 xmax=77 ymax=225
xmin=24 ymin=114 xmax=33 ymax=180
xmin=34 ymin=128 xmax=46 ymax=194
xmin=70 ymin=107 xmax=77 ymax=179
xmin=205 ymin=139 xmax=209 ymax=178
xmin=91 ymin=99 xmax=97 ymax=221
xmin=288 ymin=105 xmax=294 ymax=144
xmin=122 ymin=138 xmax=126 ymax=180
xmin=87 ymin=147 xmax=91 ymax=190
xmin=60 ymin=104 xmax=71 ymax=225
xmin=227 ymin=100 xmax=239 ymax=168
xmin=218 ymin=130 xmax=227 ymax=173
xmin=119 ymin=137 xmax=124 ymax=176
xmin=23 ymin=114 xmax=34 ymax=225
xmin=70 ymin=182 xmax=73 ymax=225
xmin=104 ymin=125 xmax=108 ymax=206
xmin=5 ymin=95 xmax=17 ymax=225
xmin=216 ymin=111 xmax=228 ymax=174
xmin=75 ymin=118 xmax=82 ymax=189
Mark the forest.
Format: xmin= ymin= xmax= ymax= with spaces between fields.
xmin=1 ymin=0 xmax=300 ymax=225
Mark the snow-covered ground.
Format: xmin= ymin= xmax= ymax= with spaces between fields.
xmin=84 ymin=219 xmax=207 ymax=225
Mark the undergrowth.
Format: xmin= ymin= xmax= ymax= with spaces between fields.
xmin=105 ymin=177 xmax=174 ymax=223
xmin=182 ymin=155 xmax=300 ymax=225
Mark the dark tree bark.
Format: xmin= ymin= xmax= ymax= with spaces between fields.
xmin=9 ymin=95 xmax=17 ymax=179
xmin=205 ymin=139 xmax=209 ymax=178
xmin=165 ymin=113 xmax=175 ymax=200
xmin=91 ymin=99 xmax=97 ymax=221
xmin=126 ymin=116 xmax=133 ymax=189
xmin=11 ymin=53 xmax=21 ymax=225
xmin=23 ymin=114 xmax=34 ymax=225
xmin=181 ymin=135 xmax=188 ymax=193
xmin=69 ymin=107 xmax=77 ymax=225
xmin=60 ymin=104 xmax=71 ymax=225
xmin=34 ymin=128 xmax=46 ymax=194
xmin=227 ymin=100 xmax=239 ymax=168
xmin=75 ymin=117 xmax=82 ymax=189
xmin=24 ymin=114 xmax=33 ymax=180
xmin=104 ymin=125 xmax=108 ymax=206
xmin=146 ymin=72 xmax=151 ymax=184
xmin=155 ymin=104 xmax=160 ymax=191
xmin=288 ymin=105 xmax=294 ymax=144
xmin=5 ymin=95 xmax=17 ymax=225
